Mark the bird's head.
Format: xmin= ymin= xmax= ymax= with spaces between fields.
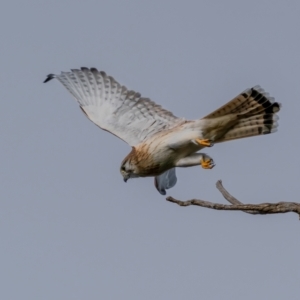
xmin=120 ymin=151 xmax=140 ymax=182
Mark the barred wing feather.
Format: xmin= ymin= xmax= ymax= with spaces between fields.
xmin=44 ymin=67 xmax=184 ymax=146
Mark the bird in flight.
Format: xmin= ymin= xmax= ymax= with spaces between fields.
xmin=44 ymin=67 xmax=280 ymax=195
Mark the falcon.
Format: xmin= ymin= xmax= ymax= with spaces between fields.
xmin=44 ymin=67 xmax=281 ymax=195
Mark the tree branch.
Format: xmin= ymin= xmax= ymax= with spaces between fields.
xmin=166 ymin=180 xmax=300 ymax=219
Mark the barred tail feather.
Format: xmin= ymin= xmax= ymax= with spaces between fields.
xmin=216 ymin=124 xmax=278 ymax=143
xmin=204 ymin=85 xmax=281 ymax=143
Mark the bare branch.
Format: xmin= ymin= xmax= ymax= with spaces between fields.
xmin=166 ymin=180 xmax=300 ymax=219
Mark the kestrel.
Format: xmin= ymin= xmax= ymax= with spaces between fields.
xmin=44 ymin=67 xmax=280 ymax=195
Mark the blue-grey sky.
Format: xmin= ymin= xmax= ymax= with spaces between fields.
xmin=1 ymin=0 xmax=300 ymax=299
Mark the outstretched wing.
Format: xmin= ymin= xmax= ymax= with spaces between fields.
xmin=44 ymin=67 xmax=184 ymax=146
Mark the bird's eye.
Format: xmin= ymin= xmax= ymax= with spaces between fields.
xmin=121 ymin=166 xmax=126 ymax=171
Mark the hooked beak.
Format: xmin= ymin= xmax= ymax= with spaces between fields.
xmin=123 ymin=177 xmax=128 ymax=183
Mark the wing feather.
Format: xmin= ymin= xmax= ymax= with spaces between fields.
xmin=154 ymin=168 xmax=177 ymax=195
xmin=45 ymin=67 xmax=184 ymax=146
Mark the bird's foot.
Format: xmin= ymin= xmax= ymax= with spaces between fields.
xmin=194 ymin=138 xmax=214 ymax=147
xmin=200 ymin=154 xmax=215 ymax=169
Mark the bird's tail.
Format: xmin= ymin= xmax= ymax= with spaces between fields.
xmin=203 ymin=86 xmax=281 ymax=143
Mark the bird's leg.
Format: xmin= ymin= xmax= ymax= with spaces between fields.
xmin=200 ymin=154 xmax=215 ymax=169
xmin=194 ymin=138 xmax=214 ymax=147
xmin=176 ymin=153 xmax=215 ymax=169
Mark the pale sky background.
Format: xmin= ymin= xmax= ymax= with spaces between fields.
xmin=1 ymin=0 xmax=300 ymax=299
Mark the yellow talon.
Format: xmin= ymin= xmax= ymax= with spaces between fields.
xmin=195 ymin=138 xmax=213 ymax=147
xmin=200 ymin=156 xmax=215 ymax=169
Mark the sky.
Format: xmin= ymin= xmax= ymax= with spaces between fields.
xmin=1 ymin=0 xmax=300 ymax=299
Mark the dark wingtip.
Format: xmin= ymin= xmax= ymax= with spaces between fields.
xmin=154 ymin=177 xmax=167 ymax=195
xmin=158 ymin=189 xmax=166 ymax=195
xmin=90 ymin=67 xmax=98 ymax=73
xmin=43 ymin=74 xmax=55 ymax=83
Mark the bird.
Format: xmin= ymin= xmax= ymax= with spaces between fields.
xmin=44 ymin=67 xmax=281 ymax=195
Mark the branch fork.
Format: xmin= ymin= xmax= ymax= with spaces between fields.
xmin=166 ymin=180 xmax=300 ymax=219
